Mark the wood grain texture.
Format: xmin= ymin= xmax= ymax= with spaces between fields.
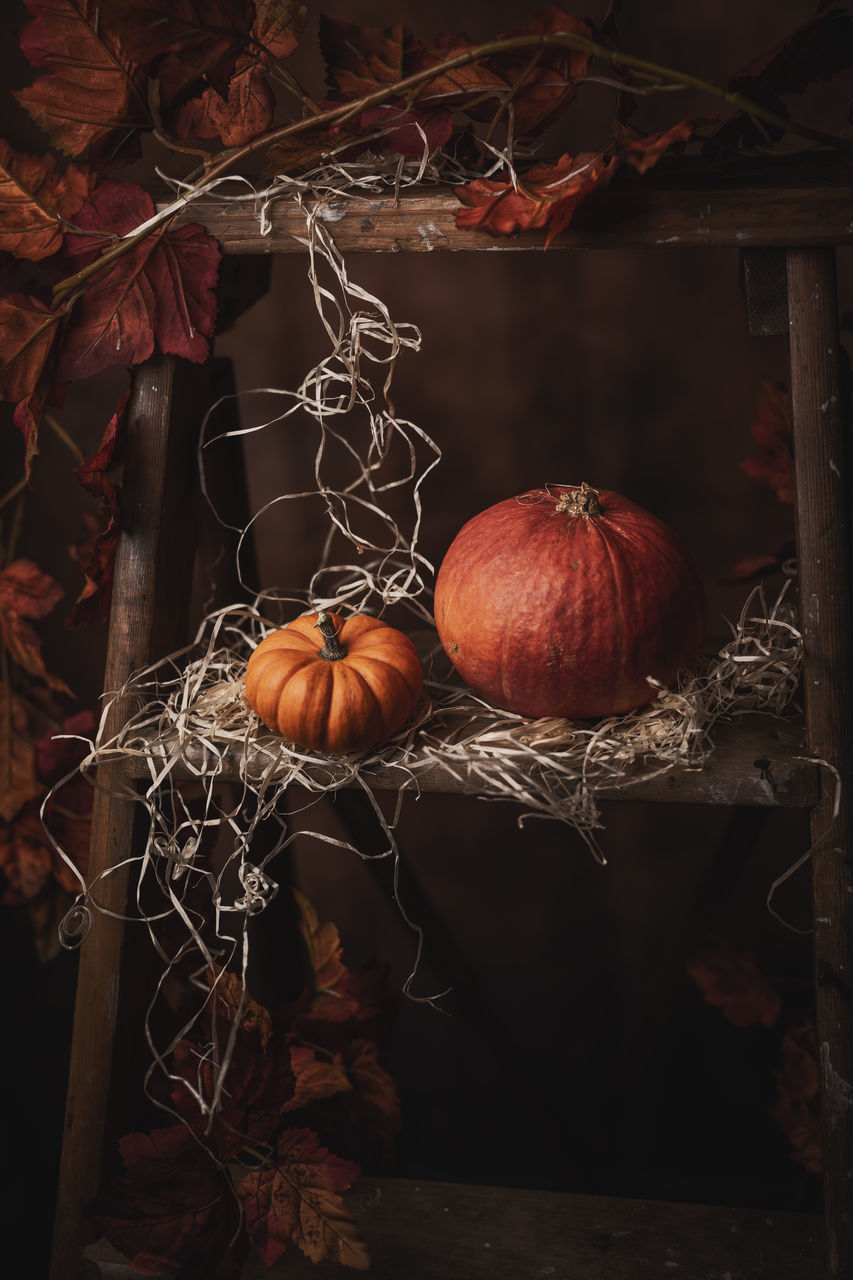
xmin=787 ymin=249 xmax=853 ymax=1279
xmin=84 ymin=1178 xmax=821 ymax=1279
xmin=50 ymin=357 xmax=208 ymax=1280
xmin=123 ymin=713 xmax=819 ymax=807
xmin=164 ymin=158 xmax=853 ymax=254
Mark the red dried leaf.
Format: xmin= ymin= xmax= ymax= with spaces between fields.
xmin=0 ymin=785 xmax=89 ymax=901
xmin=173 ymin=62 xmax=276 ymax=147
xmin=57 ymin=181 xmax=221 ymax=380
xmin=343 ymin=1038 xmax=401 ymax=1165
xmin=0 ymin=686 xmax=43 ymax=824
xmin=0 ymin=559 xmax=72 ymax=694
xmin=13 ymin=386 xmax=49 ymax=479
xmin=236 ymin=1127 xmax=368 ymax=1269
xmin=295 ymin=889 xmax=349 ymax=997
xmin=66 ymin=393 xmax=128 ymax=627
xmin=619 ymin=119 xmax=694 ymax=174
xmin=210 ymin=964 xmax=275 ymax=1045
xmin=0 ymin=293 xmax=62 ymax=404
xmin=456 ymin=151 xmax=617 ymax=246
xmin=729 ymin=543 xmax=795 ymax=583
xmin=688 ymin=939 xmax=782 ymax=1029
xmin=36 ymin=707 xmax=97 ymax=783
xmin=407 ymin=33 xmax=509 ymax=112
xmin=171 ymin=0 xmax=306 ymax=146
xmin=769 ymin=1022 xmax=822 ymax=1174
xmin=170 ymin=1032 xmax=295 ymax=1159
xmin=741 ymin=379 xmax=794 ymax=504
xmin=359 ymin=104 xmax=453 ymax=158
xmin=284 ymin=1044 xmax=352 ymax=1112
xmin=68 ymin=514 xmax=118 ymax=627
xmin=731 ymin=7 xmax=853 ymax=101
xmin=0 ymin=143 xmax=89 ymax=261
xmin=320 ymin=16 xmax=408 ymax=99
xmin=487 ymin=9 xmax=592 ymax=136
xmin=15 ymin=0 xmax=150 ymax=161
xmin=89 ymin=1124 xmax=249 ymax=1279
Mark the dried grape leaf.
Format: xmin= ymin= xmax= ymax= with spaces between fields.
xmin=0 ymin=559 xmax=72 ymax=693
xmin=67 ymin=392 xmax=128 ymax=626
xmin=0 ymin=293 xmax=62 ymax=405
xmin=688 ymin=939 xmax=782 ymax=1029
xmin=456 ymin=151 xmax=617 ymax=246
xmin=89 ymin=1124 xmax=249 ymax=1279
xmin=0 ymin=143 xmax=89 ymax=261
xmin=170 ymin=0 xmax=306 ymax=146
xmin=57 ymin=180 xmax=220 ymax=380
xmin=284 ymin=1044 xmax=351 ymax=1112
xmin=15 ymin=0 xmax=150 ymax=160
xmin=741 ymin=379 xmax=794 ymax=504
xmin=0 ymin=686 xmax=43 ymax=823
xmin=237 ymin=1127 xmax=368 ymax=1269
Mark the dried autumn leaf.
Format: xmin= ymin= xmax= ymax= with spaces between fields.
xmin=711 ymin=8 xmax=853 ymax=151
xmin=295 ymin=889 xmax=348 ymax=997
xmin=741 ymin=379 xmax=794 ymax=504
xmin=0 ymin=142 xmax=89 ymax=261
xmin=0 ymin=293 xmax=62 ymax=405
xmin=67 ymin=392 xmax=128 ymax=627
xmin=209 ymin=963 xmax=274 ymax=1046
xmin=456 ymin=151 xmax=617 ymax=246
xmin=769 ymin=1022 xmax=822 ymax=1174
xmin=729 ymin=543 xmax=795 ymax=584
xmin=237 ymin=1127 xmax=368 ymax=1269
xmin=0 ymin=792 xmax=88 ymax=901
xmin=483 ymin=9 xmax=592 ymax=137
xmin=170 ymin=1031 xmax=295 ymax=1159
xmin=687 ymin=939 xmax=782 ymax=1029
xmin=0 ymin=559 xmax=72 ymax=694
xmin=89 ymin=1124 xmax=249 ymax=1279
xmin=15 ymin=0 xmax=150 ymax=161
xmin=320 ymin=16 xmax=408 ymax=99
xmin=619 ymin=119 xmax=694 ymax=174
xmin=171 ymin=0 xmax=307 ymax=146
xmin=57 ymin=180 xmax=221 ymax=380
xmin=284 ymin=1044 xmax=352 ymax=1112
xmin=343 ymin=1038 xmax=401 ymax=1165
xmin=0 ymin=685 xmax=43 ymax=823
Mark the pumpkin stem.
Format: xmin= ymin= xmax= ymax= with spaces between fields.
xmin=315 ymin=611 xmax=347 ymax=661
xmin=555 ymin=482 xmax=602 ymax=517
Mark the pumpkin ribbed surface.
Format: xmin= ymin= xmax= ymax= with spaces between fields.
xmin=433 ymin=484 xmax=705 ymax=720
xmin=245 ymin=612 xmax=423 ymax=755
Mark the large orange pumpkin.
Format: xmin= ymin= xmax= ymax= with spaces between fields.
xmin=434 ymin=483 xmax=704 ymax=720
xmin=245 ymin=611 xmax=423 ymax=754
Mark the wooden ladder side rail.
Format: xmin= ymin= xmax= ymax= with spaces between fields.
xmin=787 ymin=247 xmax=853 ymax=1280
xmin=49 ymin=355 xmax=207 ymax=1280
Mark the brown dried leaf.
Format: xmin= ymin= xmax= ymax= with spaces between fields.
xmin=284 ymin=1044 xmax=352 ymax=1112
xmin=0 ymin=559 xmax=72 ymax=693
xmin=0 ymin=686 xmax=42 ymax=823
xmin=237 ymin=1127 xmax=368 ymax=1269
xmin=741 ymin=379 xmax=794 ymax=504
xmin=15 ymin=0 xmax=150 ymax=160
xmin=688 ymin=939 xmax=782 ymax=1029
xmin=0 ymin=142 xmax=89 ymax=260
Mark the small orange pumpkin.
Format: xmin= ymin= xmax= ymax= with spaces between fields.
xmin=245 ymin=611 xmax=423 ymax=754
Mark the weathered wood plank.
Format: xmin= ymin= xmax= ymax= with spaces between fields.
xmin=124 ymin=713 xmax=818 ymax=807
xmin=788 ymin=248 xmax=853 ymax=1279
xmin=165 ymin=160 xmax=853 ymax=254
xmin=50 ymin=358 xmax=212 ymax=1280
xmin=84 ymin=1178 xmax=822 ymax=1279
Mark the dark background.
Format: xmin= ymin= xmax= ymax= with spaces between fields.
xmin=2 ymin=0 xmax=851 ymax=1271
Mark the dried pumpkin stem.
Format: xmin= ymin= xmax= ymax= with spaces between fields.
xmin=315 ymin=612 xmax=347 ymax=661
xmin=555 ymin=482 xmax=602 ymax=517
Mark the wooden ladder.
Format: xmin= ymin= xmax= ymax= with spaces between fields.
xmin=50 ymin=157 xmax=853 ymax=1279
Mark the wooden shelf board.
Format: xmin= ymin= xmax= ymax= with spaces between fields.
xmin=125 ymin=712 xmax=818 ymax=808
xmin=83 ymin=1176 xmax=822 ymax=1279
xmin=167 ymin=158 xmax=853 ymax=254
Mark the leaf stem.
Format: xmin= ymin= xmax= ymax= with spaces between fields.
xmin=49 ymin=29 xmax=845 ymax=306
xmin=44 ymin=412 xmax=85 ymax=465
